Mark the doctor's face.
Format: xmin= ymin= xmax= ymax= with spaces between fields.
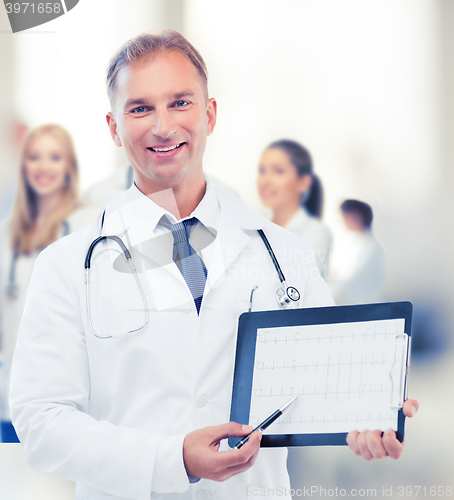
xmin=107 ymin=51 xmax=217 ymax=192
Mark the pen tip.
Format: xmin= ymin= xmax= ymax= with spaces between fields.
xmin=280 ymin=395 xmax=299 ymax=412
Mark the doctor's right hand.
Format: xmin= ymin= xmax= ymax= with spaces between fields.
xmin=183 ymin=422 xmax=262 ymax=482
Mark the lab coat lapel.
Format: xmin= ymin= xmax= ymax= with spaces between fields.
xmin=201 ymin=209 xmax=250 ymax=296
xmin=202 ymin=187 xmax=271 ymax=297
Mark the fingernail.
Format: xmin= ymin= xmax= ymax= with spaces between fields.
xmin=242 ymin=424 xmax=252 ymax=432
xmin=410 ymin=406 xmax=416 ymax=417
xmin=384 ymin=428 xmax=394 ymax=435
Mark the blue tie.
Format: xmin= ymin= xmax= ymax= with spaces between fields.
xmin=158 ymin=215 xmax=208 ymax=314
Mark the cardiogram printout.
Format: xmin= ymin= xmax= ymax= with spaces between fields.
xmin=248 ymin=318 xmax=407 ymax=435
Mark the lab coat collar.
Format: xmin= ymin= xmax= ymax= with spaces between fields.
xmin=213 ymin=183 xmax=270 ymax=231
xmin=198 ymin=183 xmax=272 ymax=293
xmin=126 ymin=178 xmax=220 ymax=235
xmin=189 ymin=179 xmax=219 ymax=235
xmin=101 ymin=177 xmax=269 ymax=238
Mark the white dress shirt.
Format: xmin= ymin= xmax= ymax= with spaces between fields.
xmin=330 ymin=230 xmax=386 ymax=305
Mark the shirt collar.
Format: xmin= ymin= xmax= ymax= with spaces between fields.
xmin=126 ymin=176 xmax=220 ymax=236
xmin=189 ymin=178 xmax=219 ymax=235
xmin=103 ymin=174 xmax=269 ymax=242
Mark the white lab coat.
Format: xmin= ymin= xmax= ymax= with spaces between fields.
xmin=0 ymin=206 xmax=99 ymax=422
xmin=330 ymin=231 xmax=386 ymax=306
xmin=10 ymin=182 xmax=333 ymax=500
xmin=284 ymin=208 xmax=332 ymax=281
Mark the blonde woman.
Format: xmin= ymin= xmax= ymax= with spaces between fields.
xmin=0 ymin=124 xmax=97 ymax=442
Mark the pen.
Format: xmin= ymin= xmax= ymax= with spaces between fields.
xmin=233 ymin=396 xmax=299 ymax=449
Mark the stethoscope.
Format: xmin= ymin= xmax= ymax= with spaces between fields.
xmin=6 ymin=220 xmax=70 ymax=300
xmin=84 ymin=212 xmax=300 ymax=339
xmin=257 ymin=229 xmax=301 ymax=308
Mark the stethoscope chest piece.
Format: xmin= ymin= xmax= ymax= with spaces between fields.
xmin=275 ymin=282 xmax=300 ymax=309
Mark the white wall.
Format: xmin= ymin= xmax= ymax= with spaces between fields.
xmin=185 ymin=0 xmax=442 ymax=215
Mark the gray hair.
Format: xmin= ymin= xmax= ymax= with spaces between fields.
xmin=106 ymin=29 xmax=208 ymax=106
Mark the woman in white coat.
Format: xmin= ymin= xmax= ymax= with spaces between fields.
xmin=257 ymin=139 xmax=332 ymax=280
xmin=0 ymin=124 xmax=97 ymax=443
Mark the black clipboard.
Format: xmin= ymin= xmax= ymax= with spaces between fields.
xmin=229 ymin=301 xmax=412 ymax=448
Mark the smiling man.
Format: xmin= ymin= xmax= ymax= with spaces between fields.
xmin=105 ymin=48 xmax=215 ymax=218
xmin=9 ymin=30 xmax=418 ymax=500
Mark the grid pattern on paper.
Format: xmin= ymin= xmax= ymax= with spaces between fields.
xmin=249 ymin=318 xmax=405 ymax=434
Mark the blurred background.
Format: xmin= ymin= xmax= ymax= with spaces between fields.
xmin=0 ymin=0 xmax=453 ymax=498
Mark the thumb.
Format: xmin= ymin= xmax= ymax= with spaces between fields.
xmin=208 ymin=422 xmax=253 ymax=441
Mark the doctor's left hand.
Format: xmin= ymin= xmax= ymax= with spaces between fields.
xmin=346 ymin=398 xmax=419 ymax=460
xmin=183 ymin=422 xmax=262 ymax=482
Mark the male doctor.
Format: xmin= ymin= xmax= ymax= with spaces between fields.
xmin=10 ymin=30 xmax=418 ymax=500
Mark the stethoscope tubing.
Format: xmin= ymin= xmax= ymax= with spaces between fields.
xmin=85 ymin=214 xmax=149 ymax=338
xmin=257 ymin=229 xmax=286 ymax=284
xmin=85 ymin=236 xmax=131 ymax=269
xmin=85 ymin=213 xmax=299 ymax=338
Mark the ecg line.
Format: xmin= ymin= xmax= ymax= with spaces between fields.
xmin=257 ymin=330 xmax=397 ymax=345
xmin=249 ymin=410 xmax=395 ymax=426
xmin=248 ymin=318 xmax=405 ymax=434
xmin=255 ymin=357 xmax=394 ymax=372
xmin=253 ymin=384 xmax=388 ymax=398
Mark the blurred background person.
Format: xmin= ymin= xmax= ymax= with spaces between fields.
xmin=0 ymin=117 xmax=29 ymax=224
xmin=330 ymin=199 xmax=386 ymax=305
xmin=0 ymin=124 xmax=98 ymax=443
xmin=257 ymin=139 xmax=332 ymax=279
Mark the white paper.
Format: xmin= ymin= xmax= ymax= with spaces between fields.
xmin=249 ymin=318 xmax=406 ymax=434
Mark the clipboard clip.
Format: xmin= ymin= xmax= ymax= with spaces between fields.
xmin=389 ymin=333 xmax=411 ymax=409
